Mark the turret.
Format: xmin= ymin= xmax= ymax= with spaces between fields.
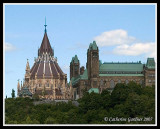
xmin=21 ymin=81 xmax=23 ymax=89
xmin=144 ymin=58 xmax=155 ymax=87
xmin=25 ymin=59 xmax=30 ymax=83
xmin=17 ymin=79 xmax=20 ymax=96
xmin=70 ymin=55 xmax=80 ymax=80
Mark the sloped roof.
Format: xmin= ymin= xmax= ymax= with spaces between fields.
xmin=71 ymin=55 xmax=79 ymax=64
xmin=88 ymin=41 xmax=98 ymax=51
xmin=146 ymin=58 xmax=155 ymax=69
xmin=88 ymin=88 xmax=99 ymax=94
xmin=99 ymin=74 xmax=144 ymax=77
xmin=30 ymin=61 xmax=64 ymax=79
xmin=70 ymin=68 xmax=88 ymax=86
xmin=39 ymin=32 xmax=53 ymax=56
xmin=71 ymin=75 xmax=81 ymax=86
xmin=100 ymin=62 xmax=144 ymax=72
xmin=74 ymin=55 xmax=79 ymax=63
xmin=18 ymin=87 xmax=32 ymax=97
xmin=92 ymin=41 xmax=98 ymax=50
xmin=80 ymin=69 xmax=88 ymax=80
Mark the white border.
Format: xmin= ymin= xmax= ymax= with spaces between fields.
xmin=3 ymin=3 xmax=157 ymax=126
xmin=3 ymin=3 xmax=157 ymax=5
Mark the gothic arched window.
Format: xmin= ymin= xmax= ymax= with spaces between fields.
xmin=100 ymin=80 xmax=103 ymax=86
xmin=118 ymin=80 xmax=121 ymax=83
xmin=46 ymin=83 xmax=49 ymax=87
xmin=125 ymin=80 xmax=129 ymax=84
xmin=39 ymin=84 xmax=41 ymax=87
xmin=140 ymin=80 xmax=143 ymax=85
xmin=132 ymin=80 xmax=136 ymax=83
xmin=110 ymin=80 xmax=115 ymax=88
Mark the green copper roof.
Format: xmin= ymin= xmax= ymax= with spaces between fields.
xmin=18 ymin=87 xmax=32 ymax=97
xmin=99 ymin=60 xmax=102 ymax=66
xmin=99 ymin=74 xmax=144 ymax=77
xmin=88 ymin=41 xmax=98 ymax=51
xmin=92 ymin=41 xmax=98 ymax=50
xmin=71 ymin=69 xmax=88 ymax=86
xmin=71 ymin=57 xmax=75 ymax=63
xmin=71 ymin=75 xmax=81 ymax=86
xmin=70 ymin=55 xmax=79 ymax=64
xmin=88 ymin=88 xmax=99 ymax=94
xmin=89 ymin=43 xmax=93 ymax=50
xmin=74 ymin=55 xmax=79 ymax=63
xmin=146 ymin=58 xmax=155 ymax=69
xmin=99 ymin=62 xmax=144 ymax=72
xmin=80 ymin=69 xmax=88 ymax=80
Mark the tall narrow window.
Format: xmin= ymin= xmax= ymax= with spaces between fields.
xmin=140 ymin=80 xmax=143 ymax=85
xmin=118 ymin=80 xmax=121 ymax=83
xmin=125 ymin=80 xmax=129 ymax=84
xmin=110 ymin=80 xmax=115 ymax=88
xmin=100 ymin=80 xmax=103 ymax=86
xmin=93 ymin=81 xmax=97 ymax=87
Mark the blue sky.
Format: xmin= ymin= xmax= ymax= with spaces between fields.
xmin=4 ymin=4 xmax=156 ymax=97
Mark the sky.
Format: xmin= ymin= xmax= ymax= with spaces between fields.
xmin=4 ymin=3 xmax=156 ymax=98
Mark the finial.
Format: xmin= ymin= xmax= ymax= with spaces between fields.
xmin=44 ymin=17 xmax=47 ymax=33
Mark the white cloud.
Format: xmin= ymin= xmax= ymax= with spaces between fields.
xmin=113 ymin=42 xmax=155 ymax=58
xmin=5 ymin=42 xmax=16 ymax=52
xmin=94 ymin=29 xmax=136 ymax=47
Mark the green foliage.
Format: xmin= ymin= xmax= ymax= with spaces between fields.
xmin=11 ymin=89 xmax=15 ymax=98
xmin=5 ymin=82 xmax=155 ymax=124
xmin=44 ymin=117 xmax=57 ymax=124
xmin=32 ymin=93 xmax=39 ymax=101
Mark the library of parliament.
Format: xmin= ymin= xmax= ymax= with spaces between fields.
xmin=17 ymin=23 xmax=155 ymax=100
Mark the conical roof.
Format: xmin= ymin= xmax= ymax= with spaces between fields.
xmin=29 ymin=22 xmax=66 ymax=80
xmin=39 ymin=32 xmax=53 ymax=56
xmin=30 ymin=60 xmax=65 ymax=79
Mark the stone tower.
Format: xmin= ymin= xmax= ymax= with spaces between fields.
xmin=70 ymin=55 xmax=80 ymax=80
xmin=144 ymin=58 xmax=155 ymax=87
xmin=87 ymin=41 xmax=99 ymax=88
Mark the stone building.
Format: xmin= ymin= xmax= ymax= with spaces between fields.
xmin=69 ymin=41 xmax=155 ymax=100
xmin=17 ymin=22 xmax=69 ymax=100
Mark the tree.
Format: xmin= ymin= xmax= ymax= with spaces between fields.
xmin=32 ymin=93 xmax=39 ymax=101
xmin=111 ymin=83 xmax=130 ymax=106
xmin=101 ymin=89 xmax=111 ymax=110
xmin=25 ymin=116 xmax=33 ymax=124
xmin=11 ymin=89 xmax=15 ymax=98
xmin=44 ymin=117 xmax=58 ymax=124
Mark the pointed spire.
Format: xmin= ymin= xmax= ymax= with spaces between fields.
xmin=44 ymin=17 xmax=47 ymax=33
xmin=39 ymin=19 xmax=54 ymax=56
xmin=26 ymin=59 xmax=30 ymax=71
xmin=21 ymin=81 xmax=23 ymax=89
xmin=17 ymin=79 xmax=20 ymax=90
xmin=74 ymin=55 xmax=79 ymax=63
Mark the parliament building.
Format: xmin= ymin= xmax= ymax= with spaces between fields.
xmin=17 ymin=23 xmax=155 ymax=100
xmin=69 ymin=41 xmax=155 ymax=100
